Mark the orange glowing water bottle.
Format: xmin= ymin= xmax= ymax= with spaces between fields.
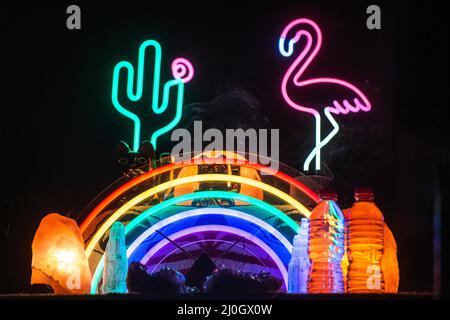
xmin=308 ymin=190 xmax=345 ymax=293
xmin=346 ymin=188 xmax=385 ymax=293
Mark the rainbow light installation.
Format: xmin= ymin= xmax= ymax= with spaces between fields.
xmin=112 ymin=40 xmax=194 ymax=151
xmin=90 ymin=196 xmax=298 ymax=293
xmin=91 ymin=225 xmax=289 ymax=293
xmin=279 ymin=18 xmax=371 ymax=171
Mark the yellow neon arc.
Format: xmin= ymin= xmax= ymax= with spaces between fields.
xmin=85 ymin=174 xmax=311 ymax=257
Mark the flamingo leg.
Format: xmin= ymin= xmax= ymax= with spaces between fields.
xmin=320 ymin=107 xmax=340 ymax=151
xmin=303 ymin=113 xmax=321 ymax=171
xmin=315 ymin=113 xmax=321 ymax=170
xmin=303 ymin=108 xmax=339 ymax=172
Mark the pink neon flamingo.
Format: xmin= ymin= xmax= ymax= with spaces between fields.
xmin=279 ymin=18 xmax=371 ymax=171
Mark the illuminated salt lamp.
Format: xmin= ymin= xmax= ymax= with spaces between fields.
xmin=31 ymin=213 xmax=92 ymax=294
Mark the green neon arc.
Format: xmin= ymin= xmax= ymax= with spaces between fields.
xmin=112 ymin=40 xmax=190 ymax=151
xmin=90 ymin=190 xmax=300 ymax=293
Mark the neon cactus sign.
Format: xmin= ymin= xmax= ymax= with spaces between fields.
xmin=279 ymin=18 xmax=371 ymax=172
xmin=112 ymin=40 xmax=194 ymax=152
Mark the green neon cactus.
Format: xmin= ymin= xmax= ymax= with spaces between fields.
xmin=111 ymin=40 xmax=194 ymax=152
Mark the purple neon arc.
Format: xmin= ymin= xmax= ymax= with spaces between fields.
xmin=145 ymin=235 xmax=285 ymax=284
xmin=140 ymin=225 xmax=289 ymax=288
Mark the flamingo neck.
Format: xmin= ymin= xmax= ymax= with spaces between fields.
xmin=281 ymin=30 xmax=321 ymax=116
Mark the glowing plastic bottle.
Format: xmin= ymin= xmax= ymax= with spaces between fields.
xmin=288 ymin=218 xmax=310 ymax=293
xmin=308 ymin=190 xmax=345 ymax=293
xmin=346 ymin=188 xmax=385 ymax=293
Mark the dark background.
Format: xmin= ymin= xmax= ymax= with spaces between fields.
xmin=0 ymin=0 xmax=448 ymax=295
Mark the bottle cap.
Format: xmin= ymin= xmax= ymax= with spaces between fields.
xmin=319 ymin=189 xmax=338 ymax=201
xmin=354 ymin=188 xmax=375 ymax=201
xmin=293 ymin=234 xmax=303 ymax=247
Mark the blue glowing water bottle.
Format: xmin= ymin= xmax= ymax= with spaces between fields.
xmin=288 ymin=218 xmax=310 ymax=293
xmin=308 ymin=190 xmax=345 ymax=293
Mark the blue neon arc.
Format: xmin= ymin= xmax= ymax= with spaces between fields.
xmin=129 ymin=210 xmax=294 ymax=264
xmin=112 ymin=40 xmax=191 ymax=151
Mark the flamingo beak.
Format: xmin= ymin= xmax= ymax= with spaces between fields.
xmin=279 ymin=37 xmax=291 ymax=57
xmin=279 ymin=33 xmax=301 ymax=57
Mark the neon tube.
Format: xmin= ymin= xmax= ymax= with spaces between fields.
xmin=141 ymin=225 xmax=289 ymax=287
xmin=92 ymin=207 xmax=293 ymax=292
xmin=305 ymin=107 xmax=340 ymax=168
xmin=80 ymin=159 xmax=319 ymax=234
xmin=85 ymin=184 xmax=304 ymax=257
xmin=91 ymin=224 xmax=289 ymax=293
xmin=148 ymin=239 xmax=270 ymax=274
xmin=279 ymin=18 xmax=371 ymax=171
xmin=171 ymin=58 xmax=194 ymax=83
xmin=88 ymin=190 xmax=299 ymax=292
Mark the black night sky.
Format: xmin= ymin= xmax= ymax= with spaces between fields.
xmin=0 ymin=1 xmax=448 ymax=295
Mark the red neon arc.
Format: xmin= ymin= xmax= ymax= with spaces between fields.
xmin=79 ymin=159 xmax=320 ymax=234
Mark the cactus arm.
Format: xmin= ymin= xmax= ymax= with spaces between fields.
xmin=150 ymin=57 xmax=194 ymax=147
xmin=111 ymin=40 xmax=162 ymax=152
xmin=139 ymin=40 xmax=163 ymax=114
xmin=137 ymin=39 xmax=168 ymax=115
xmin=112 ymin=61 xmax=142 ymax=152
xmin=150 ymin=79 xmax=185 ymax=149
xmin=152 ymin=75 xmax=172 ymax=115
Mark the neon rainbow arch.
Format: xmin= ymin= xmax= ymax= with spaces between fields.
xmin=90 ymin=205 xmax=296 ymax=293
xmin=92 ymin=226 xmax=289 ymax=293
xmin=81 ymin=158 xmax=319 ymax=294
xmin=279 ymin=18 xmax=372 ymax=171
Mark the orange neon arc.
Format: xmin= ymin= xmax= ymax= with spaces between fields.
xmin=79 ymin=159 xmax=320 ymax=234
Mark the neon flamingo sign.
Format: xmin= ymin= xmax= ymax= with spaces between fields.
xmin=112 ymin=40 xmax=194 ymax=152
xmin=279 ymin=18 xmax=371 ymax=172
